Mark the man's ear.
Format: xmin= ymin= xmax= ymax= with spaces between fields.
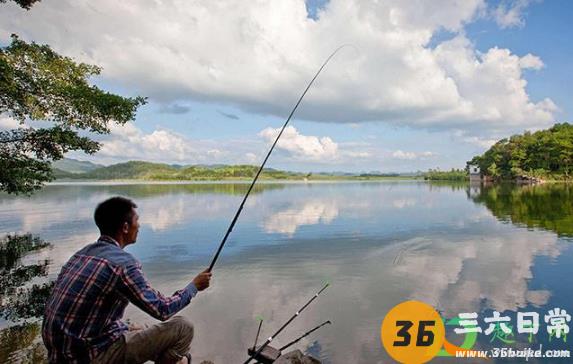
xmin=122 ymin=221 xmax=129 ymax=234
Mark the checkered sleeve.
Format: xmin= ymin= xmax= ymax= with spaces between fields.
xmin=118 ymin=263 xmax=198 ymax=321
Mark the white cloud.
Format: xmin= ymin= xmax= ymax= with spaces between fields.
xmin=78 ymin=123 xmax=263 ymax=165
xmin=344 ymin=151 xmax=371 ymax=158
xmin=432 ymin=36 xmax=556 ymax=131
xmin=463 ymin=136 xmax=498 ymax=148
xmin=0 ymin=0 xmax=556 ymax=140
xmin=451 ymin=129 xmax=498 ymax=148
xmin=392 ymin=150 xmax=416 ymax=160
xmin=70 ymin=122 xmax=369 ymax=167
xmin=519 ymin=53 xmax=544 ymax=70
xmin=492 ymin=0 xmax=534 ymax=29
xmin=206 ymin=149 xmax=222 ymax=157
xmin=392 ymin=150 xmax=435 ymax=160
xmin=97 ymin=123 xmax=193 ymax=162
xmin=259 ymin=125 xmax=338 ymax=160
xmin=245 ymin=152 xmax=258 ymax=164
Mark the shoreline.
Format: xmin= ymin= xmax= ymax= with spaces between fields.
xmin=48 ymin=177 xmax=423 ymax=186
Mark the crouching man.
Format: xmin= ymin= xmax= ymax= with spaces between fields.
xmin=42 ymin=196 xmax=212 ymax=363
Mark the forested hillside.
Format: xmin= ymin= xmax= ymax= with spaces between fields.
xmin=468 ymin=123 xmax=573 ymax=180
xmin=56 ymin=161 xmax=307 ymax=180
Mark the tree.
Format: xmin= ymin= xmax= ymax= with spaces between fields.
xmin=0 ymin=2 xmax=146 ymax=360
xmin=468 ymin=123 xmax=573 ymax=180
xmin=487 ymin=162 xmax=499 ymax=179
xmin=0 ymin=35 xmax=146 ymax=194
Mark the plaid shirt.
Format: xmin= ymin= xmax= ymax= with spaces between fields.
xmin=42 ymin=236 xmax=198 ymax=363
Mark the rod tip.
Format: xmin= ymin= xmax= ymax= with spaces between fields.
xmin=255 ymin=314 xmax=264 ymax=322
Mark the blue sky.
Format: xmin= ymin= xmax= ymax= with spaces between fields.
xmin=0 ymin=0 xmax=571 ymax=172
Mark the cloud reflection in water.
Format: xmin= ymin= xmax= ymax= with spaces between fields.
xmin=0 ymin=182 xmax=569 ymax=363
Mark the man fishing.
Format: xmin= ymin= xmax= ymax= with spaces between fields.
xmin=42 ymin=196 xmax=212 ymax=364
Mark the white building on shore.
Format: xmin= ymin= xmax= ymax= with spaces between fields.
xmin=468 ymin=164 xmax=481 ymax=182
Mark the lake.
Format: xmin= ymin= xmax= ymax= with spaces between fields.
xmin=1 ymin=181 xmax=573 ymax=363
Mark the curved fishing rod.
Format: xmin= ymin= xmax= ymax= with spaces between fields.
xmin=207 ymin=46 xmax=349 ymax=272
xmin=243 ymin=282 xmax=330 ymax=364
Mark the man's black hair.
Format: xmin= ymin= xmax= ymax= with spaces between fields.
xmin=94 ymin=197 xmax=137 ymax=236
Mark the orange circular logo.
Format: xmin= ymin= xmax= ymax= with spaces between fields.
xmin=381 ymin=300 xmax=445 ymax=363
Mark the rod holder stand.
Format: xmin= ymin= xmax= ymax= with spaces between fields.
xmin=247 ymin=345 xmax=281 ymax=364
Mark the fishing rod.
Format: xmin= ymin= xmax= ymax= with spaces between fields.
xmin=252 ymin=315 xmax=264 ymax=351
xmin=247 ymin=319 xmax=332 ymax=364
xmin=207 ymin=46 xmax=349 ymax=272
xmin=243 ymin=282 xmax=330 ymax=364
xmin=278 ymin=320 xmax=332 ymax=352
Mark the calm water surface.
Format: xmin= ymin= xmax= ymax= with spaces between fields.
xmin=1 ymin=181 xmax=573 ymax=363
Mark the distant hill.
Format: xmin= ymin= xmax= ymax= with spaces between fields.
xmin=52 ymin=168 xmax=76 ymax=179
xmin=80 ymin=161 xmax=178 ymax=180
xmin=52 ymin=158 xmax=103 ymax=174
xmin=50 ymin=160 xmax=420 ymax=181
xmin=54 ymin=161 xmax=307 ymax=180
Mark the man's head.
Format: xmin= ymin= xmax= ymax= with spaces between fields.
xmin=94 ymin=197 xmax=139 ymax=247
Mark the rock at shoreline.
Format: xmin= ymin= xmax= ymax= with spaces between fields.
xmin=274 ymin=349 xmax=321 ymax=364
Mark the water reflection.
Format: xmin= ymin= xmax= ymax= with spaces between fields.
xmin=0 ymin=323 xmax=46 ymax=363
xmin=0 ymin=235 xmax=52 ymax=363
xmin=0 ymin=182 xmax=571 ymax=362
xmin=263 ymin=199 xmax=339 ymax=235
xmin=469 ymin=183 xmax=573 ymax=238
xmin=125 ymin=229 xmax=564 ymax=363
xmin=0 ymin=235 xmax=52 ymax=322
xmin=391 ymin=198 xmax=417 ymax=209
xmin=392 ymin=233 xmax=557 ymax=315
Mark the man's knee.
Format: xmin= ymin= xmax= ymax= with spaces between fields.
xmin=169 ymin=316 xmax=194 ymax=342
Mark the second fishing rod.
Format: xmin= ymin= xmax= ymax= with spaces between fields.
xmin=244 ymin=282 xmax=330 ymax=364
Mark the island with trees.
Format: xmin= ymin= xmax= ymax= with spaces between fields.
xmin=468 ymin=123 xmax=573 ymax=182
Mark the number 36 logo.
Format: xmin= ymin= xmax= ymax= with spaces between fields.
xmin=394 ymin=320 xmax=436 ymax=347
xmin=381 ymin=301 xmax=446 ymax=363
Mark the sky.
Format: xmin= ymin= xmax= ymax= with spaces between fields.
xmin=0 ymin=0 xmax=571 ymax=173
